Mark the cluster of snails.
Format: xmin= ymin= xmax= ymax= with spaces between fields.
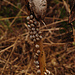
xmin=26 ymin=15 xmax=50 ymax=75
xmin=34 ymin=44 xmax=40 ymax=75
xmin=26 ymin=15 xmax=42 ymax=42
xmin=27 ymin=15 xmax=41 ymax=74
xmin=34 ymin=44 xmax=50 ymax=75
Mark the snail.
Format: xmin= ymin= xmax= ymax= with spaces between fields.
xmin=37 ymin=70 xmax=41 ymax=74
xmin=29 ymin=0 xmax=47 ymax=20
xmin=35 ymin=44 xmax=40 ymax=48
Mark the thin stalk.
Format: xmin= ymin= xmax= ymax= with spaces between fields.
xmin=34 ymin=39 xmax=46 ymax=75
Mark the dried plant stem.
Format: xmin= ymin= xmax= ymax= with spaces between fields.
xmin=35 ymin=39 xmax=46 ymax=75
xmin=73 ymin=28 xmax=75 ymax=42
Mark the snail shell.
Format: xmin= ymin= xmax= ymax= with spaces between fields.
xmin=35 ymin=44 xmax=40 ymax=48
xmin=44 ymin=72 xmax=47 ymax=75
xmin=37 ymin=70 xmax=41 ymax=74
xmin=37 ymin=50 xmax=40 ymax=54
xmin=36 ymin=38 xmax=40 ymax=41
xmin=34 ymin=61 xmax=39 ymax=65
xmin=26 ymin=16 xmax=30 ymax=20
xmin=34 ymin=54 xmax=38 ymax=60
xmin=46 ymin=69 xmax=51 ymax=75
xmin=39 ymin=35 xmax=42 ymax=39
xmin=29 ymin=0 xmax=47 ymax=20
xmin=36 ymin=65 xmax=40 ymax=69
xmin=30 ymin=15 xmax=34 ymax=19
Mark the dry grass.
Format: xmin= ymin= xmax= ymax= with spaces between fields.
xmin=0 ymin=0 xmax=75 ymax=75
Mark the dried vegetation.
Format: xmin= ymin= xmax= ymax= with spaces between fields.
xmin=0 ymin=0 xmax=75 ymax=75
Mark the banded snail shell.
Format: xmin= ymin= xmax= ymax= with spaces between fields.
xmin=46 ymin=69 xmax=51 ymax=75
xmin=34 ymin=61 xmax=39 ymax=65
xmin=36 ymin=38 xmax=40 ymax=41
xmin=34 ymin=55 xmax=38 ymax=60
xmin=44 ymin=72 xmax=47 ymax=75
xmin=33 ymin=39 xmax=36 ymax=42
xmin=37 ymin=50 xmax=40 ymax=54
xmin=30 ymin=20 xmax=34 ymax=24
xmin=32 ymin=28 xmax=35 ymax=31
xmin=39 ymin=35 xmax=42 ymax=39
xmin=30 ymin=15 xmax=34 ymax=19
xmin=36 ymin=65 xmax=40 ymax=69
xmin=26 ymin=16 xmax=30 ymax=20
xmin=30 ymin=35 xmax=33 ymax=39
xmin=35 ymin=44 xmax=40 ymax=48
xmin=28 ymin=25 xmax=31 ymax=28
xmin=37 ymin=70 xmax=41 ymax=74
